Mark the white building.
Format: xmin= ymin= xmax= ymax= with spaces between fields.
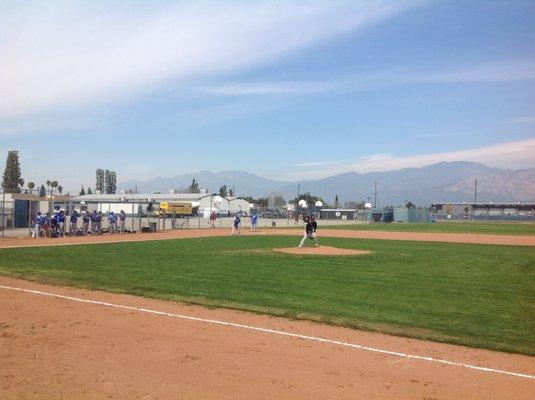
xmin=72 ymin=193 xmax=250 ymax=216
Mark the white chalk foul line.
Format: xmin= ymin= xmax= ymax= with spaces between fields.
xmin=1 ymin=284 xmax=534 ymax=380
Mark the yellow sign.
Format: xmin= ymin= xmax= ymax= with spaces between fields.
xmin=156 ymin=202 xmax=193 ymax=216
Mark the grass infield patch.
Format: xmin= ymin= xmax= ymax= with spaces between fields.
xmin=0 ymin=235 xmax=533 ymax=355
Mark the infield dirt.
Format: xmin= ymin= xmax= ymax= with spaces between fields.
xmin=0 ymin=227 xmax=534 ymax=249
xmin=1 ymin=276 xmax=534 ymax=399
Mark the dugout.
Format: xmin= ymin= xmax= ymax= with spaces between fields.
xmin=393 ymin=206 xmax=430 ymax=223
xmin=368 ymin=207 xmax=393 ymax=223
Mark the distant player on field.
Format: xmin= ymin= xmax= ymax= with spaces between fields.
xmin=299 ymin=215 xmax=319 ymax=248
xmin=250 ymin=212 xmax=258 ymax=232
xmin=231 ymin=213 xmax=241 ymax=235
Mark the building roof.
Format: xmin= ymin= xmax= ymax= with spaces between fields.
xmin=320 ymin=208 xmax=358 ymax=212
xmin=10 ymin=193 xmax=72 ymax=201
xmin=71 ymin=193 xmax=250 ymax=203
xmin=72 ymin=193 xmax=213 ymax=202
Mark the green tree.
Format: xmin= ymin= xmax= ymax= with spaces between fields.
xmin=50 ymin=180 xmax=58 ymax=193
xmin=39 ymin=184 xmax=46 ymax=197
xmin=87 ymin=187 xmax=93 ymax=195
xmin=188 ymin=179 xmax=200 ymax=194
xmin=109 ymin=171 xmax=117 ymax=194
xmin=28 ymin=181 xmax=35 ymax=194
xmin=104 ymin=169 xmax=111 ymax=194
xmin=406 ymin=201 xmax=415 ymax=208
xmin=58 ymin=185 xmax=63 ymax=194
xmin=95 ymin=169 xmax=105 ymax=193
xmin=241 ymin=196 xmax=269 ymax=208
xmin=334 ymin=194 xmax=339 ymax=208
xmin=219 ymin=185 xmax=228 ymax=197
xmin=229 ymin=188 xmax=235 ymax=197
xmin=79 ymin=186 xmax=86 ymax=196
xmin=293 ymin=193 xmax=323 ymax=208
xmin=2 ymin=150 xmax=22 ymax=193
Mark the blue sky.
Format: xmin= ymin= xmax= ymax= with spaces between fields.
xmin=1 ymin=0 xmax=534 ymax=192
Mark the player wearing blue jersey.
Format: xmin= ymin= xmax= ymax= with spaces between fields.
xmin=32 ymin=211 xmax=42 ymax=239
xmin=250 ymin=213 xmax=258 ymax=232
xmin=231 ymin=213 xmax=241 ymax=235
xmin=90 ymin=210 xmax=99 ymax=234
xmin=118 ymin=210 xmax=126 ymax=233
xmin=57 ymin=210 xmax=66 ymax=237
xmin=82 ymin=211 xmax=91 ymax=235
xmin=108 ymin=211 xmax=117 ymax=234
xmin=69 ymin=211 xmax=79 ymax=235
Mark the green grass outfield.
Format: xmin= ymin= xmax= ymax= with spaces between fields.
xmin=317 ymin=221 xmax=535 ymax=235
xmin=1 ymin=236 xmax=534 ymax=355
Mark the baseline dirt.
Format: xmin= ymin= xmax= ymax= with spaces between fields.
xmin=0 ymin=227 xmax=534 ymax=249
xmin=273 ymin=246 xmax=371 ymax=256
xmin=1 ymin=277 xmax=533 ymax=399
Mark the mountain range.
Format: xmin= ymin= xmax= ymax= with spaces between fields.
xmin=118 ymin=162 xmax=535 ymax=206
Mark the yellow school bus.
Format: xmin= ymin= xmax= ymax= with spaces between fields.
xmin=155 ymin=202 xmax=193 ymax=217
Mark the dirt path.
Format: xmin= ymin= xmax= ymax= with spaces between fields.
xmin=1 ymin=277 xmax=533 ymax=400
xmin=0 ymin=227 xmax=533 ymax=249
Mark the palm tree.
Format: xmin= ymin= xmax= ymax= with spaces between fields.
xmin=28 ymin=181 xmax=35 ymax=193
xmin=50 ymin=181 xmax=58 ymax=194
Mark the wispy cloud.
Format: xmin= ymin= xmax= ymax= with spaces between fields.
xmin=278 ymin=138 xmax=535 ymax=180
xmin=0 ymin=1 xmax=418 ymax=120
xmin=200 ymin=80 xmax=349 ymax=96
xmin=202 ymin=59 xmax=535 ymax=97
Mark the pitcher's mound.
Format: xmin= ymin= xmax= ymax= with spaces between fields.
xmin=273 ymin=246 xmax=370 ymax=256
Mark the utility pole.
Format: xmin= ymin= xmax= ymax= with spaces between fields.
xmin=474 ymin=179 xmax=478 ymax=204
xmin=297 ymin=183 xmax=300 ymax=198
xmin=374 ymin=182 xmax=377 ymax=208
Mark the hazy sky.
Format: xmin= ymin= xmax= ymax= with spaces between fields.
xmin=1 ymin=0 xmax=534 ymax=192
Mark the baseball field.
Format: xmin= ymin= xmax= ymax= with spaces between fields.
xmin=1 ymin=225 xmax=534 ymax=399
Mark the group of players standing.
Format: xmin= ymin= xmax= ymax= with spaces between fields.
xmin=230 ymin=212 xmax=319 ymax=247
xmin=32 ymin=209 xmax=127 ymax=238
xmin=230 ymin=212 xmax=258 ymax=235
xmin=30 ymin=209 xmax=319 ymax=247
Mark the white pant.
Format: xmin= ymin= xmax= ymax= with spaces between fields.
xmin=33 ymin=223 xmax=40 ymax=238
xmin=299 ymin=231 xmax=318 ymax=247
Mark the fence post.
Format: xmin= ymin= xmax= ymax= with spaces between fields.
xmin=138 ymin=203 xmax=142 ymax=233
xmin=131 ymin=203 xmax=134 ymax=233
xmin=146 ymin=202 xmax=149 ymax=231
xmin=28 ymin=199 xmax=33 ymax=237
xmin=1 ymin=190 xmax=5 ymax=238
